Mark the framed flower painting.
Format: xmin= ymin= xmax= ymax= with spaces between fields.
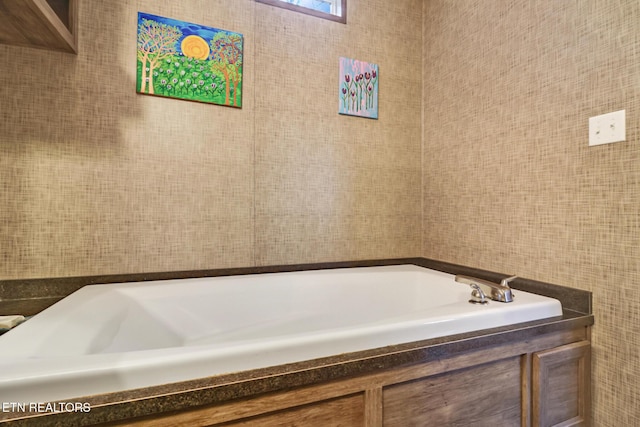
xmin=338 ymin=57 xmax=378 ymax=119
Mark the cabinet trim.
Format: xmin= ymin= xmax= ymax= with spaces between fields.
xmin=364 ymin=387 xmax=383 ymax=427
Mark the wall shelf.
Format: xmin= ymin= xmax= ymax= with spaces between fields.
xmin=0 ymin=0 xmax=77 ymax=53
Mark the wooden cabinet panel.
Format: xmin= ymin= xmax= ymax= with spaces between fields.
xmin=532 ymin=341 xmax=591 ymax=427
xmin=211 ymin=394 xmax=365 ymax=427
xmin=383 ymin=357 xmax=522 ymax=427
xmin=101 ymin=328 xmax=591 ymax=427
xmin=0 ymin=0 xmax=76 ymax=53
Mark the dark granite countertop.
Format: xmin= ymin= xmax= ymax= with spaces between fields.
xmin=0 ymin=258 xmax=593 ymax=426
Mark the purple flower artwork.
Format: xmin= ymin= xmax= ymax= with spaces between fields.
xmin=339 ymin=57 xmax=378 ymax=119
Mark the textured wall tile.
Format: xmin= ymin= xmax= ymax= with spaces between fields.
xmin=423 ymin=1 xmax=640 ymax=424
xmin=254 ymin=0 xmax=422 ymax=266
xmin=0 ymin=0 xmax=256 ymax=278
xmin=0 ymin=0 xmax=421 ymax=277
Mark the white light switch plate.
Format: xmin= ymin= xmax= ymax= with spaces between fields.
xmin=589 ymin=110 xmax=626 ymax=146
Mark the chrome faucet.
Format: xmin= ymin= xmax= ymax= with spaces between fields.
xmin=455 ymin=275 xmax=517 ymax=303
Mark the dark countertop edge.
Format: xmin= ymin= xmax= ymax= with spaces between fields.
xmin=0 ymin=258 xmax=593 ymax=425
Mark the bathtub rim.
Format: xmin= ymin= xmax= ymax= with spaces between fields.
xmin=0 ymin=257 xmax=591 ymax=317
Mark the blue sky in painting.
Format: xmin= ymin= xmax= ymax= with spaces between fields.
xmin=138 ymin=12 xmax=241 ymax=48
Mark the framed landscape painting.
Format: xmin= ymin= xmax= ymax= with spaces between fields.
xmin=137 ymin=12 xmax=243 ymax=107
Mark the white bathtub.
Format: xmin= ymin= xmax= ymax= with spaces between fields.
xmin=0 ymin=265 xmax=562 ymax=402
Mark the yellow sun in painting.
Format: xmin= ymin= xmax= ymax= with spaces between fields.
xmin=181 ymin=35 xmax=210 ymax=60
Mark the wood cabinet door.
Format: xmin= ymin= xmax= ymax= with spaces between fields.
xmin=532 ymin=341 xmax=591 ymax=427
xmin=383 ymin=357 xmax=523 ymax=427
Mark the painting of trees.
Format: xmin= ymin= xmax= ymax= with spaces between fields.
xmin=137 ymin=18 xmax=182 ymax=95
xmin=136 ymin=13 xmax=244 ymax=108
xmin=209 ymin=32 xmax=243 ymax=107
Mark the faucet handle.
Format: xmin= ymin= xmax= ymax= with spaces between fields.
xmin=468 ymin=283 xmax=488 ymax=304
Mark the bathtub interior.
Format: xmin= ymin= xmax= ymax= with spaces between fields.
xmin=0 ymin=265 xmax=564 ymax=402
xmin=2 ymin=266 xmax=561 ymax=358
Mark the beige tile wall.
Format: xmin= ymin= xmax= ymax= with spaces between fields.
xmin=422 ymin=1 xmax=640 ymax=425
xmin=0 ymin=1 xmax=256 ymax=277
xmin=2 ymin=0 xmax=635 ymax=423
xmin=254 ymin=0 xmax=422 ymax=265
xmin=0 ymin=0 xmax=422 ymax=279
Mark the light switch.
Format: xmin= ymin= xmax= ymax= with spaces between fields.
xmin=589 ymin=110 xmax=626 ymax=146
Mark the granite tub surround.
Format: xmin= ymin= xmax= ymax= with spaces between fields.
xmin=0 ymin=258 xmax=592 ymax=426
xmin=0 ymin=258 xmax=589 ymax=317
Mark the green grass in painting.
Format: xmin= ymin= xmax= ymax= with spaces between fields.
xmin=137 ymin=55 xmax=242 ymax=106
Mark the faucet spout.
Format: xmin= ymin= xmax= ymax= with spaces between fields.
xmin=500 ymin=275 xmax=518 ymax=288
xmin=455 ymin=275 xmax=516 ymax=303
